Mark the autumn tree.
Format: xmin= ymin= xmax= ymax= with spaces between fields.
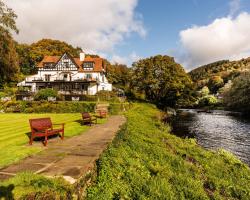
xmin=207 ymin=75 xmax=224 ymax=94
xmin=0 ymin=0 xmax=20 ymax=86
xmin=16 ymin=39 xmax=84 ymax=75
xmin=28 ymin=39 xmax=82 ymax=65
xmin=106 ymin=60 xmax=130 ymax=89
xmin=131 ymin=55 xmax=194 ymax=108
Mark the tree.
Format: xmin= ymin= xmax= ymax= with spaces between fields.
xmin=0 ymin=0 xmax=19 ymax=86
xmin=131 ymin=55 xmax=194 ymax=108
xmin=207 ymin=75 xmax=224 ymax=94
xmin=15 ymin=43 xmax=36 ymax=75
xmin=16 ymin=39 xmax=84 ymax=75
xmin=106 ymin=60 xmax=130 ymax=89
xmin=198 ymin=95 xmax=218 ymax=107
xmin=223 ymin=73 xmax=250 ymax=113
xmin=28 ymin=39 xmax=82 ymax=65
xmin=200 ymin=86 xmax=210 ymax=96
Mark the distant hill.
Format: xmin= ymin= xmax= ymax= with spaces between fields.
xmin=189 ymin=57 xmax=250 ymax=92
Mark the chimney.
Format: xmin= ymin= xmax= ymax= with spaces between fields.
xmin=80 ymin=52 xmax=85 ymax=61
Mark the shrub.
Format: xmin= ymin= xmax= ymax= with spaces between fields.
xmin=198 ymin=95 xmax=218 ymax=107
xmin=34 ymin=88 xmax=58 ymax=101
xmin=2 ymin=101 xmax=129 ymax=114
xmin=96 ymin=91 xmax=120 ymax=102
xmin=0 ymin=91 xmax=6 ymax=98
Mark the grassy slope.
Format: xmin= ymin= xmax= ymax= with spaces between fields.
xmin=0 ymin=113 xmax=105 ymax=167
xmin=0 ymin=172 xmax=73 ymax=199
xmin=87 ymin=103 xmax=250 ymax=200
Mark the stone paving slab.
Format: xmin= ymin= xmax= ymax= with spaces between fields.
xmin=0 ymin=115 xmax=126 ymax=183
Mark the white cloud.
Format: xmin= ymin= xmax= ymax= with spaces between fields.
xmin=229 ymin=0 xmax=241 ymax=16
xmin=111 ymin=55 xmax=128 ymax=65
xmin=178 ymin=12 xmax=250 ymax=70
xmin=5 ymin=0 xmax=146 ymax=53
xmin=111 ymin=51 xmax=141 ymax=65
xmin=130 ymin=51 xmax=141 ymax=62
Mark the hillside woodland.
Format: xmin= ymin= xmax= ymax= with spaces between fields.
xmin=189 ymin=58 xmax=250 ymax=93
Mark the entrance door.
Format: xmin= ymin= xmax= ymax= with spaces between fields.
xmin=63 ymin=74 xmax=68 ymax=81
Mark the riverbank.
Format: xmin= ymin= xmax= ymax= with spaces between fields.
xmin=86 ymin=103 xmax=250 ymax=199
xmin=1 ymin=103 xmax=250 ymax=199
xmin=172 ymin=109 xmax=250 ymax=165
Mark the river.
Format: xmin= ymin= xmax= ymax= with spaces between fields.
xmin=172 ymin=109 xmax=250 ymax=165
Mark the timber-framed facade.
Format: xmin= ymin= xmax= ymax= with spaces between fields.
xmin=17 ymin=52 xmax=112 ymax=97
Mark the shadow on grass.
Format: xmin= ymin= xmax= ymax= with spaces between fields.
xmin=74 ymin=119 xmax=85 ymax=125
xmin=24 ymin=132 xmax=61 ymax=145
xmin=0 ymin=184 xmax=14 ymax=200
xmin=74 ymin=119 xmax=97 ymax=126
xmin=25 ymin=132 xmax=31 ymax=139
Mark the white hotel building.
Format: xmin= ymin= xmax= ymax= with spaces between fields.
xmin=18 ymin=52 xmax=112 ymax=96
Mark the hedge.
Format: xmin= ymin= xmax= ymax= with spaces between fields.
xmin=0 ymin=101 xmax=131 ymax=115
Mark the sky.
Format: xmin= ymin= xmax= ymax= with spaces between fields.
xmin=5 ymin=0 xmax=250 ymax=70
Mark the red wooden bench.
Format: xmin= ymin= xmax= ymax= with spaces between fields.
xmin=29 ymin=118 xmax=64 ymax=146
xmin=82 ymin=112 xmax=97 ymax=126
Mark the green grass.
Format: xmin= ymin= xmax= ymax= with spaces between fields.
xmin=86 ymin=103 xmax=250 ymax=200
xmin=0 ymin=113 xmax=105 ymax=168
xmin=0 ymin=172 xmax=73 ymax=199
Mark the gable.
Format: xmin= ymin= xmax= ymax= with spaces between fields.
xmin=54 ymin=53 xmax=78 ymax=71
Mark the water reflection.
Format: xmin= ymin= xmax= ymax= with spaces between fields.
xmin=172 ymin=109 xmax=250 ymax=165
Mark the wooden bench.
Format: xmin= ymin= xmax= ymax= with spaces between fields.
xmin=96 ymin=109 xmax=108 ymax=118
xmin=82 ymin=112 xmax=97 ymax=126
xmin=29 ymin=118 xmax=64 ymax=146
xmin=95 ymin=103 xmax=109 ymax=118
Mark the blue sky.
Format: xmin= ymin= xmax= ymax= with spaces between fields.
xmin=117 ymin=0 xmax=231 ymax=55
xmin=112 ymin=0 xmax=250 ymax=69
xmin=7 ymin=0 xmax=250 ymax=70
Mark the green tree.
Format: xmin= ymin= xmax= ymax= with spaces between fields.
xmin=106 ymin=60 xmax=130 ymax=89
xmin=131 ymin=55 xmax=194 ymax=107
xmin=200 ymin=86 xmax=210 ymax=96
xmin=0 ymin=0 xmax=19 ymax=86
xmin=223 ymin=73 xmax=250 ymax=113
xmin=198 ymin=95 xmax=218 ymax=107
xmin=15 ymin=43 xmax=36 ymax=75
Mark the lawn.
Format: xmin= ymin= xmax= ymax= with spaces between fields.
xmin=0 ymin=113 xmax=104 ymax=168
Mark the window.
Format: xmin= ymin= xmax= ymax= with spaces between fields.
xmin=45 ymin=74 xmax=51 ymax=81
xmin=83 ymin=62 xmax=94 ymax=70
xmin=64 ymin=61 xmax=70 ymax=68
xmin=86 ymin=74 xmax=92 ymax=79
xmin=44 ymin=63 xmax=54 ymax=68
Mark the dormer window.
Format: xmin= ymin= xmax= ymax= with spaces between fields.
xmin=43 ymin=63 xmax=55 ymax=68
xmin=83 ymin=62 xmax=94 ymax=70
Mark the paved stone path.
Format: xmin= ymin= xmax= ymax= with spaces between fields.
xmin=0 ymin=115 xmax=126 ymax=183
